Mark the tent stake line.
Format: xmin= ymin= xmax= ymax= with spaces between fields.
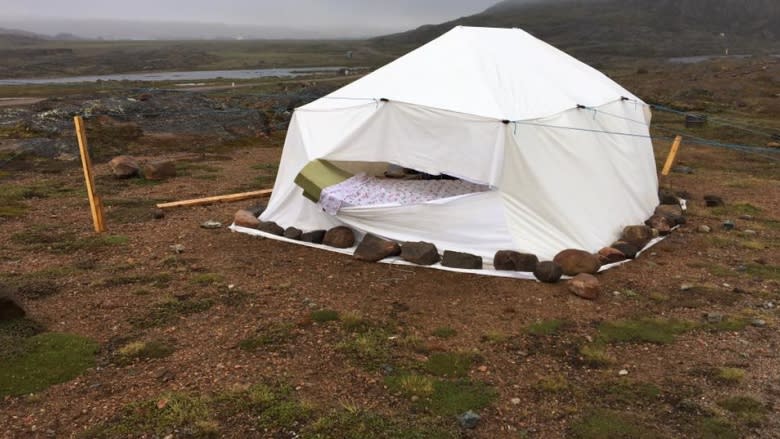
xmin=156 ymin=189 xmax=273 ymax=209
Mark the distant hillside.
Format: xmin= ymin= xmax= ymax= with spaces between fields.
xmin=373 ymin=0 xmax=780 ymax=59
xmin=0 ymin=27 xmax=47 ymax=47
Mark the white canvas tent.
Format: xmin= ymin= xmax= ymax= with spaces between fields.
xmin=237 ymin=26 xmax=659 ymax=273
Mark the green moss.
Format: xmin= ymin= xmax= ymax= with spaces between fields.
xmin=694 ymin=417 xmax=739 ymax=439
xmin=0 ymin=332 xmax=98 ymax=397
xmin=386 ymin=374 xmax=496 ymax=416
xmin=597 ymin=381 xmax=661 ymax=406
xmin=569 ymin=409 xmax=660 ymax=439
xmin=713 ymin=367 xmax=745 ymax=384
xmin=336 ymin=328 xmax=391 ymax=370
xmin=431 ymin=327 xmax=457 ymax=339
xmin=10 ymin=228 xmax=129 ymax=253
xmin=304 ymin=409 xmax=451 ymax=439
xmin=598 ymin=318 xmax=697 ymax=344
xmin=310 ymin=309 xmax=340 ymax=323
xmin=239 ymin=323 xmax=296 ymax=351
xmin=526 ymin=319 xmax=567 ymax=336
xmin=706 ymin=318 xmax=749 ymax=332
xmin=115 ymin=340 xmax=175 ymax=365
xmin=190 ymin=273 xmax=224 ymax=286
xmin=131 ymin=297 xmax=214 ymax=328
xmin=423 ymin=352 xmax=475 ymax=378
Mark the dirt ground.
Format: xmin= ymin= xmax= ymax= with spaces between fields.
xmin=0 ymin=59 xmax=779 ymax=439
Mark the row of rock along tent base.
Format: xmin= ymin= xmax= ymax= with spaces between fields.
xmin=232 ymin=26 xmax=660 ymax=278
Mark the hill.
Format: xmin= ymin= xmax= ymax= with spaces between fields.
xmin=372 ymin=0 xmax=780 ymax=59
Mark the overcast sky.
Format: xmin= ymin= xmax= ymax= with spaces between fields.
xmin=1 ymin=0 xmax=500 ymax=34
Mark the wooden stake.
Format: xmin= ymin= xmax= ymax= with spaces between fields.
xmin=661 ymin=135 xmax=683 ymax=176
xmin=156 ymin=189 xmax=273 ymax=209
xmin=74 ymin=116 xmax=106 ymax=233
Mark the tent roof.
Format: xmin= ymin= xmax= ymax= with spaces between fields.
xmin=303 ymin=26 xmax=640 ymax=121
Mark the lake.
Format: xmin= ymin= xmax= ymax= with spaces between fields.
xmin=0 ymin=67 xmax=346 ymax=86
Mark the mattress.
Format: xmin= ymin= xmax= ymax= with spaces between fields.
xmin=319 ymin=173 xmax=490 ymax=215
xmin=294 ymin=159 xmax=354 ymax=202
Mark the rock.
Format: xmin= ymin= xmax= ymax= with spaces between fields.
xmin=533 ymin=261 xmax=563 ymax=283
xmin=655 ymin=205 xmax=685 ymax=225
xmin=645 ymin=214 xmax=673 ymax=235
xmin=0 ymin=294 xmax=26 ymax=321
xmin=258 ymin=221 xmax=285 ymax=236
xmin=401 ymin=242 xmax=440 ymax=266
xmin=621 ymin=225 xmax=654 ymax=249
xmin=751 ymin=319 xmax=767 ymax=328
xmin=151 ymin=208 xmax=165 ymax=220
xmin=301 ymin=230 xmax=326 ymax=244
xmin=553 ymin=249 xmax=601 ymax=276
xmin=170 ymin=244 xmax=185 ymax=254
xmin=142 ymin=160 xmax=177 ymax=180
xmin=619 ymin=369 xmax=629 ymax=376
xmin=567 ymin=273 xmax=600 ymax=300
xmin=108 ymin=155 xmax=140 ymax=179
xmin=510 ymin=398 xmax=521 ymax=405
xmin=672 ymin=165 xmax=694 ymax=174
xmin=200 ymin=220 xmax=222 ymax=230
xmin=441 ymin=251 xmax=483 ymax=270
xmin=739 ymin=214 xmax=754 ymax=221
xmin=742 ymin=229 xmax=757 ymax=236
xmin=245 ymin=203 xmax=267 ymax=218
xmin=658 ymin=189 xmax=678 ymax=205
xmin=493 ymin=251 xmax=538 ymax=272
xmin=323 ymin=226 xmax=355 ymax=248
xmin=705 ymin=312 xmax=724 ymax=324
xmin=704 ymin=195 xmax=725 ymax=207
xmin=611 ymin=241 xmax=639 ymax=259
xmin=457 ymin=411 xmax=481 ymax=429
xmin=680 ymin=283 xmax=694 ymax=291
xmin=597 ymin=247 xmax=627 ymax=265
xmin=353 ymin=234 xmax=401 ymax=262
xmin=722 ymin=220 xmax=736 ymax=231
xmin=233 ymin=210 xmax=261 ymax=229
xmin=284 ymin=227 xmax=303 ymax=240
xmin=767 ymin=141 xmax=780 ymax=148
xmin=697 ymin=225 xmax=712 ymax=233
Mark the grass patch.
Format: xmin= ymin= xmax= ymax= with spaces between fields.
xmin=386 ymin=374 xmax=496 ymax=416
xmin=535 ymin=374 xmax=569 ymax=393
xmin=340 ymin=311 xmax=372 ymax=333
xmin=190 ymin=273 xmax=224 ymax=286
xmin=0 ymin=332 xmax=98 ymax=397
xmin=717 ymin=396 xmax=768 ymax=427
xmin=526 ymin=319 xmax=567 ymax=336
xmin=693 ymin=417 xmax=739 ymax=439
xmin=596 ymin=381 xmax=661 ymax=407
xmin=10 ymin=227 xmax=128 ymax=253
xmin=744 ymin=264 xmax=780 ymax=281
xmin=480 ymin=330 xmax=507 ymax=344
xmin=305 ymin=409 xmax=450 ymax=439
xmin=569 ymin=409 xmax=660 ymax=439
xmin=710 ymin=203 xmax=762 ymax=217
xmin=115 ymin=340 xmax=175 ymax=365
xmin=310 ymin=309 xmax=340 ymax=323
xmin=101 ymin=272 xmax=172 ymax=289
xmin=239 ymin=323 xmax=296 ymax=351
xmin=431 ymin=327 xmax=457 ymax=339
xmin=713 ymin=367 xmax=745 ymax=384
xmin=422 ymin=352 xmax=475 ymax=378
xmin=598 ymin=318 xmax=697 ymax=344
xmin=131 ymin=297 xmax=214 ymax=328
xmin=336 ymin=328 xmax=392 ymax=370
xmin=579 ymin=343 xmax=614 ymax=367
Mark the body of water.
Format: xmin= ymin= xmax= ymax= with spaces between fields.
xmin=0 ymin=67 xmax=346 ymax=86
xmin=668 ymin=54 xmax=779 ymax=64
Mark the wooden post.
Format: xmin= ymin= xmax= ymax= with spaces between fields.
xmin=74 ymin=116 xmax=106 ymax=233
xmin=156 ymin=189 xmax=273 ymax=209
xmin=661 ymin=135 xmax=683 ymax=176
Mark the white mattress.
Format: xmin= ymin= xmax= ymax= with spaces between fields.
xmin=318 ymin=173 xmax=490 ymax=215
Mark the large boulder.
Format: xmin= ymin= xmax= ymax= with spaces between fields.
xmin=533 ymin=261 xmax=563 ymax=283
xmin=354 ymin=234 xmax=401 ymax=262
xmin=611 ymin=241 xmax=640 ymax=259
xmin=108 ymin=155 xmax=140 ymax=179
xmin=301 ymin=230 xmax=326 ymax=244
xmin=323 ymin=226 xmax=355 ymax=248
xmin=494 ymin=251 xmax=538 ymax=272
xmin=0 ymin=293 xmax=25 ymax=321
xmin=621 ymin=225 xmax=654 ymax=249
xmin=441 ymin=251 xmax=483 ymax=270
xmin=567 ymin=274 xmax=600 ymax=301
xmin=400 ymin=242 xmax=440 ymax=266
xmin=645 ymin=215 xmax=673 ymax=235
xmin=234 ymin=209 xmax=260 ymax=229
xmin=258 ymin=221 xmax=284 ymax=236
xmin=143 ymin=160 xmax=177 ymax=180
xmin=553 ymin=249 xmax=602 ymax=276
xmin=597 ymin=247 xmax=627 ymax=265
